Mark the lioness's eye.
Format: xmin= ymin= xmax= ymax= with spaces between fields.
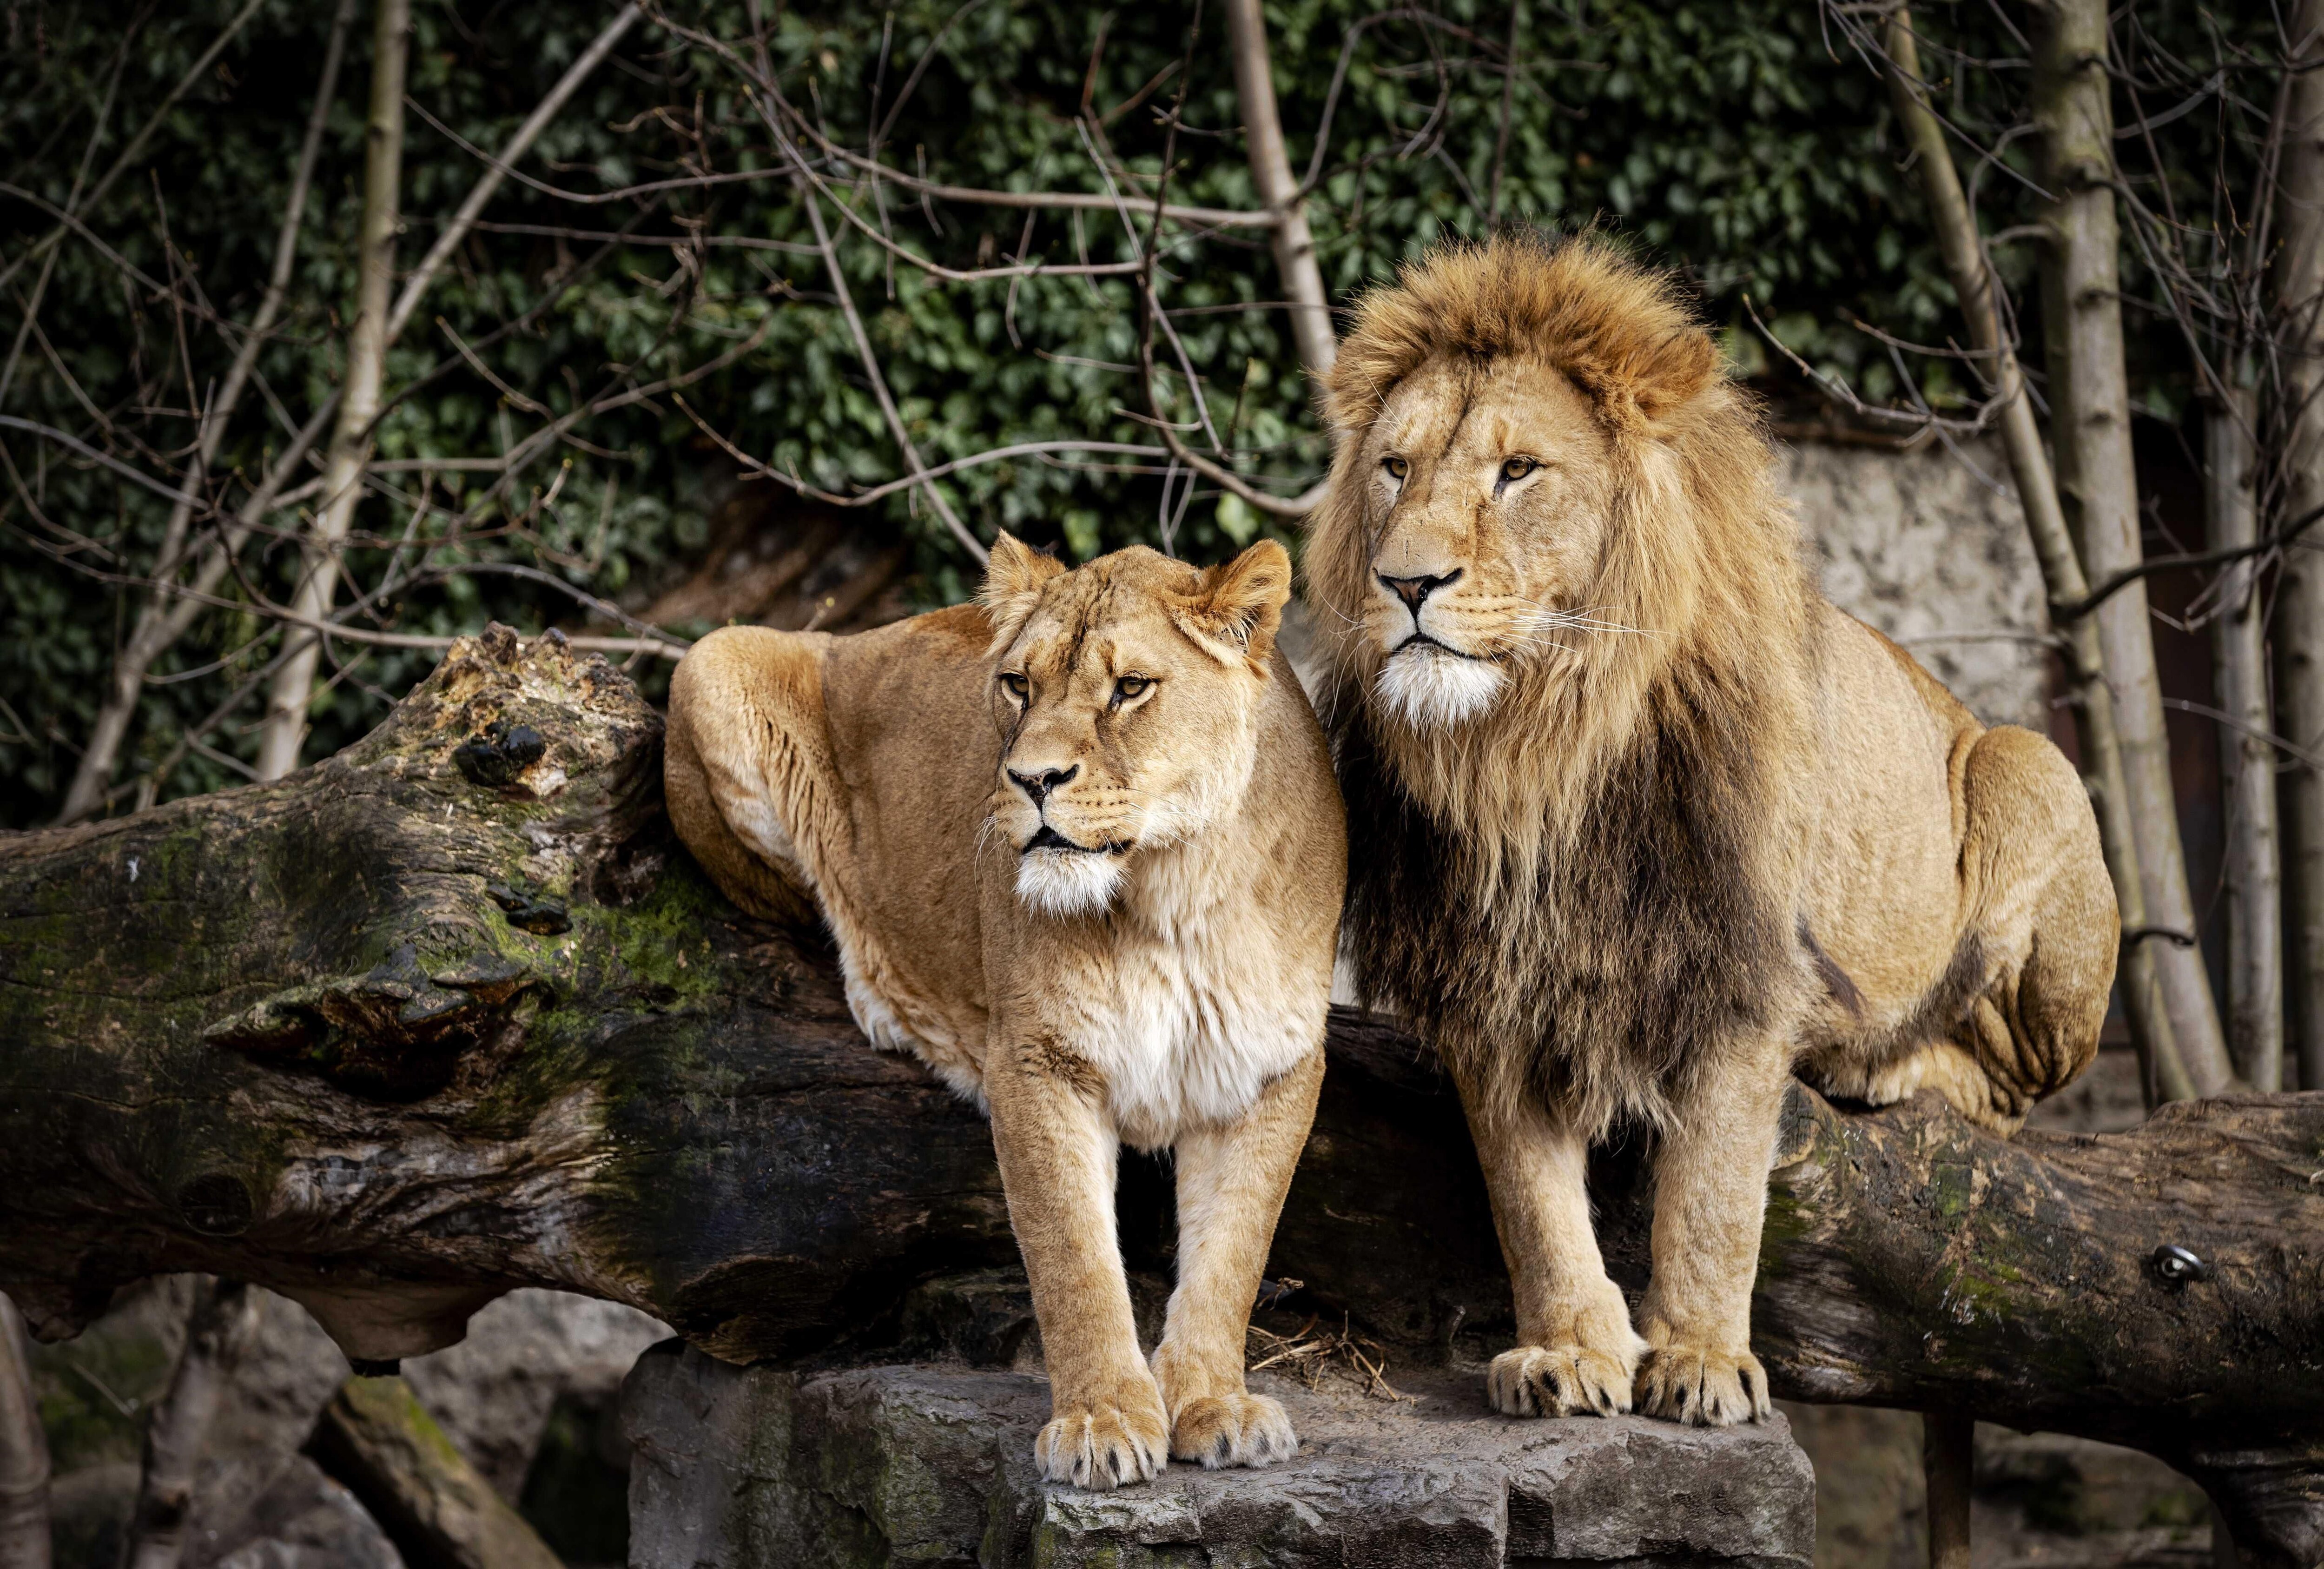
xmin=999 ymin=672 xmax=1029 ymax=701
xmin=1382 ymin=456 xmax=1409 ymax=481
xmin=1501 ymin=456 xmax=1538 ymax=483
xmin=1114 ymin=675 xmax=1152 ymax=703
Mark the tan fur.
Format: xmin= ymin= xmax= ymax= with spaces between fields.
xmin=666 ymin=538 xmax=1346 ymax=1487
xmin=1308 ymin=233 xmax=2116 ymax=1427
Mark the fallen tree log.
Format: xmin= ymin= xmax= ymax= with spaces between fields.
xmin=2 ymin=629 xmax=2319 ymax=1565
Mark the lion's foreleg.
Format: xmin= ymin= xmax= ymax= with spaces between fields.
xmin=1149 ymin=1046 xmax=1322 ymax=1469
xmin=1633 ymin=1037 xmax=1785 ymax=1426
xmin=986 ymin=1035 xmax=1169 ymax=1490
xmin=1456 ymin=1081 xmax=1646 ymax=1418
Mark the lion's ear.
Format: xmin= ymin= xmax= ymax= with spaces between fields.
xmin=1585 ymin=328 xmax=1723 ymax=432
xmin=980 ymin=531 xmax=1066 ymax=648
xmin=1173 ymin=539 xmax=1291 ymax=667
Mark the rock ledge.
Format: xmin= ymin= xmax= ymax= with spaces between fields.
xmin=622 ymin=1341 xmax=1815 ymax=1568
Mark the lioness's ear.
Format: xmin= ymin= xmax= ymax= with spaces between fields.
xmin=1174 ymin=539 xmax=1291 ymax=668
xmin=980 ymin=531 xmax=1066 ymax=649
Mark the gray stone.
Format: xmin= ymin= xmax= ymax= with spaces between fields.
xmin=187 ymin=1286 xmax=352 ymax=1568
xmin=210 ymin=1456 xmax=408 ymax=1569
xmin=622 ymin=1341 xmax=1815 ymax=1569
xmin=401 ymin=1286 xmax=669 ymax=1500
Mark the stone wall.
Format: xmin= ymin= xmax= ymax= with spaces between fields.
xmin=1781 ymin=438 xmax=2051 ymax=732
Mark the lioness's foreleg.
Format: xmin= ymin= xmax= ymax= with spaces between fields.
xmin=984 ymin=1034 xmax=1169 ymax=1489
xmin=1634 ymin=1039 xmax=1784 ymax=1425
xmin=1149 ymin=1047 xmax=1322 ymax=1468
xmin=1457 ymin=1085 xmax=1646 ymax=1418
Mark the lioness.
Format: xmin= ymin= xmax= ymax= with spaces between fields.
xmin=1307 ymin=234 xmax=2114 ymax=1427
xmin=664 ymin=536 xmax=1345 ymax=1488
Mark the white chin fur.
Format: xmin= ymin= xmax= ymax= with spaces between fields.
xmin=1015 ymin=847 xmax=1125 ymax=917
xmin=1373 ymin=646 xmax=1505 ymax=728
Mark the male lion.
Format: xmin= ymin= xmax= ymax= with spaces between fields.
xmin=1306 ymin=234 xmax=2115 ymax=1427
xmin=664 ymin=536 xmax=1345 ymax=1488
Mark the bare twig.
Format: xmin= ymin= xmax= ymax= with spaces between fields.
xmin=57 ymin=0 xmax=359 ymax=824
xmin=387 ymin=3 xmax=643 ymax=342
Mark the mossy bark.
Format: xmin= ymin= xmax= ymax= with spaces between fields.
xmin=1 ymin=628 xmax=2319 ymax=1565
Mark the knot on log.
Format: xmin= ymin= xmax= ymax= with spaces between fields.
xmin=349 ymin=622 xmax=663 ymax=828
xmin=452 ymin=720 xmax=548 ymax=788
xmin=203 ymin=945 xmax=538 ymax=1100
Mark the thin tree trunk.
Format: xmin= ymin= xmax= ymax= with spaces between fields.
xmin=121 ymin=1279 xmax=257 ymax=1569
xmin=1882 ymin=6 xmax=2193 ymax=1100
xmin=2275 ymin=0 xmax=2324 ymax=1096
xmin=0 ymin=1296 xmax=47 ymax=1569
xmin=1923 ymin=1410 xmax=1974 ymax=1569
xmin=58 ymin=0 xmax=358 ymax=824
xmin=254 ymin=0 xmax=411 ymax=782
xmin=2030 ymin=0 xmax=2238 ymax=1095
xmin=1487 ymin=0 xmax=1523 ymax=225
xmin=2209 ymin=387 xmax=2284 ymax=1090
xmin=1222 ymin=0 xmax=1335 ymax=379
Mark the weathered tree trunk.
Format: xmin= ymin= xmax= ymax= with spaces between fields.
xmin=1223 ymin=0 xmax=1335 ymax=380
xmin=2030 ymin=0 xmax=2238 ymax=1094
xmin=1 ymin=631 xmax=2320 ymax=1564
xmin=2209 ymin=388 xmax=2286 ymax=1092
xmin=256 ymin=0 xmax=410 ymax=781
xmin=2277 ymin=0 xmax=2324 ymax=1098
xmin=0 ymin=1296 xmax=47 ymax=1569
xmin=122 ymin=1278 xmax=259 ymax=1569
xmin=1882 ymin=5 xmax=2191 ymax=1101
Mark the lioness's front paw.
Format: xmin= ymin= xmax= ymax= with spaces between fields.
xmin=1034 ymin=1383 xmax=1171 ymax=1490
xmin=1170 ymin=1390 xmax=1298 ymax=1469
xmin=1488 ymin=1342 xmax=1637 ymax=1418
xmin=1634 ymin=1339 xmax=1771 ymax=1426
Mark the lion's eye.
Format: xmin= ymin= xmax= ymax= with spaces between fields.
xmin=1382 ymin=456 xmax=1409 ymax=481
xmin=1113 ymin=675 xmax=1152 ymax=703
xmin=999 ymin=673 xmax=1029 ymax=702
xmin=1501 ymin=457 xmax=1538 ymax=483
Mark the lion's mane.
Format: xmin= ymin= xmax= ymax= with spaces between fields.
xmin=1307 ymin=233 xmax=1821 ymax=1132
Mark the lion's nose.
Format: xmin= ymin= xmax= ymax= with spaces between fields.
xmin=1378 ymin=569 xmax=1462 ymax=612
xmin=1009 ymin=764 xmax=1079 ymax=805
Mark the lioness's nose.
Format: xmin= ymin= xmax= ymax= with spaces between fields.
xmin=1378 ymin=569 xmax=1462 ymax=612
xmin=1009 ymin=764 xmax=1079 ymax=805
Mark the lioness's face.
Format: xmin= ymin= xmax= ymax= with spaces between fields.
xmin=1354 ymin=354 xmax=1618 ymax=729
xmin=982 ymin=538 xmax=1290 ymax=917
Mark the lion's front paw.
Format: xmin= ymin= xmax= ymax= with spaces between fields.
xmin=1169 ymin=1390 xmax=1298 ymax=1469
xmin=1633 ymin=1338 xmax=1771 ymax=1426
xmin=1487 ymin=1341 xmax=1637 ymax=1418
xmin=1034 ymin=1380 xmax=1171 ymax=1490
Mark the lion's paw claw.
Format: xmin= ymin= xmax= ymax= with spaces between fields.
xmin=1634 ymin=1341 xmax=1771 ymax=1427
xmin=1035 ymin=1390 xmax=1170 ymax=1490
xmin=1487 ymin=1342 xmax=1637 ymax=1419
xmin=1169 ymin=1391 xmax=1297 ymax=1469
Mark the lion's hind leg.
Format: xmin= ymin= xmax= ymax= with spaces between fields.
xmin=665 ymin=625 xmax=832 ymax=926
xmin=1835 ymin=727 xmax=2112 ymax=1134
xmin=1922 ymin=725 xmax=2115 ymax=1132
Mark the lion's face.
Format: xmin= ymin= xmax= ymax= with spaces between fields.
xmin=981 ymin=536 xmax=1291 ymax=917
xmin=1350 ymin=353 xmax=1619 ymax=730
